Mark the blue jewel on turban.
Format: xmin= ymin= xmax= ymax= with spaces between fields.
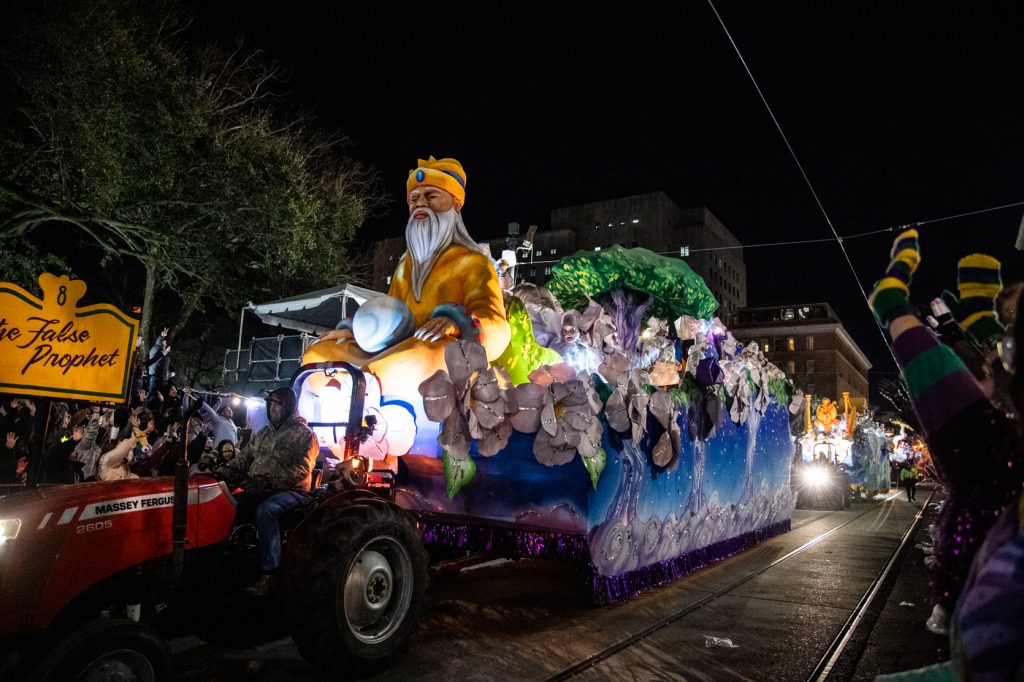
xmin=416 ymin=169 xmax=425 ymax=182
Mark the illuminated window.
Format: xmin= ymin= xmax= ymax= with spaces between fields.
xmin=544 ymin=267 xmax=551 ymax=275
xmin=786 ymin=361 xmax=795 ymax=375
xmin=787 ymin=337 xmax=795 ymax=351
xmin=386 ymin=276 xmax=392 ymax=285
xmin=806 ymin=335 xmax=815 ymax=350
xmin=535 ymin=250 xmax=542 ymax=257
xmin=631 ymin=218 xmax=639 ymax=224
xmin=550 ymin=248 xmax=557 ymax=255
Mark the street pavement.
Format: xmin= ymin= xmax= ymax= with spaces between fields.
xmin=172 ymin=487 xmax=949 ymax=681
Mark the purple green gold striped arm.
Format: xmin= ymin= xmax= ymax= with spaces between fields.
xmin=892 ymin=325 xmax=986 ymax=437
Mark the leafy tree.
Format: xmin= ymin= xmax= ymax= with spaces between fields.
xmin=0 ymin=0 xmax=382 ymax=347
xmin=0 ymin=238 xmax=74 ymax=296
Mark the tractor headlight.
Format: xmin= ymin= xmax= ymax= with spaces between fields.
xmin=802 ymin=467 xmax=831 ymax=488
xmin=0 ymin=518 xmax=21 ymax=543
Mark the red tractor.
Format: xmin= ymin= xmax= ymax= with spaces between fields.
xmin=0 ymin=368 xmax=430 ymax=681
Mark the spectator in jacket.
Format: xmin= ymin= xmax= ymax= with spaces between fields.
xmin=38 ymin=416 xmax=87 ymax=484
xmin=899 ymin=461 xmax=918 ymax=502
xmin=147 ymin=327 xmax=171 ymax=399
xmin=1 ymin=431 xmax=26 ymax=484
xmin=870 ymin=229 xmax=1024 ymax=680
xmin=198 ymin=398 xmax=238 ymax=447
xmin=72 ymin=407 xmax=107 ymax=481
xmin=97 ymin=409 xmax=152 ymax=481
xmin=224 ymin=386 xmax=318 ymax=597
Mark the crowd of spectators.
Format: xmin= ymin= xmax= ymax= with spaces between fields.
xmin=1 ymin=327 xmax=250 ymax=489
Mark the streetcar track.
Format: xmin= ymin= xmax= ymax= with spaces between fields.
xmin=544 ymin=500 xmax=903 ymax=681
xmin=807 ymin=490 xmax=934 ymax=681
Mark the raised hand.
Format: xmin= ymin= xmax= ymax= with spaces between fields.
xmin=954 ymin=254 xmax=1004 ymax=346
xmin=868 ymin=228 xmax=920 ymax=329
xmin=4 ymin=432 xmax=17 ymax=449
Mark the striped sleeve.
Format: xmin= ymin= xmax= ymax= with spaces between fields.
xmin=892 ymin=325 xmax=986 ymax=437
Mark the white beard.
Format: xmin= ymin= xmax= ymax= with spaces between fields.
xmin=405 ymin=207 xmax=478 ymax=302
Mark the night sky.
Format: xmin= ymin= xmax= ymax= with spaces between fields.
xmin=192 ymin=1 xmax=1024 ymax=375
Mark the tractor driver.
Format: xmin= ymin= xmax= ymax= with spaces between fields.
xmin=223 ymin=386 xmax=318 ymax=597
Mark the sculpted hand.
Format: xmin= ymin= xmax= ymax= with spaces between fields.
xmin=414 ymin=316 xmax=458 ymax=343
xmin=319 ymin=328 xmax=354 ymax=344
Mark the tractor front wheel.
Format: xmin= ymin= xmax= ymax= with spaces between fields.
xmin=32 ymin=618 xmax=171 ymax=682
xmin=288 ymin=503 xmax=428 ymax=678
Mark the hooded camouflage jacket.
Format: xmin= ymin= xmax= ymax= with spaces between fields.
xmin=229 ymin=413 xmax=318 ymax=491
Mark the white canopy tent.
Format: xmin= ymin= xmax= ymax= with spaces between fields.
xmin=225 ymin=284 xmax=384 ymax=395
xmin=241 ymin=283 xmax=383 ymax=337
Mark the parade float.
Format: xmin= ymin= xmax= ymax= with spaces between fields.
xmin=291 ymin=156 xmax=800 ymax=602
xmin=794 ymin=392 xmax=889 ymax=506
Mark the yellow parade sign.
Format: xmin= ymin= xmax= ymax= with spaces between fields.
xmin=0 ymin=274 xmax=139 ymax=401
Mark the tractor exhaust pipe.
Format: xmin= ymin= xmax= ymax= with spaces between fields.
xmin=172 ymin=397 xmax=204 ymax=584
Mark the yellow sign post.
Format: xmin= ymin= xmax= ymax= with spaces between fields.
xmin=0 ymin=274 xmax=139 ymax=402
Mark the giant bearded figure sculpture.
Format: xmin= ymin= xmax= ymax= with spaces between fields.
xmin=303 ymin=157 xmax=511 ymax=395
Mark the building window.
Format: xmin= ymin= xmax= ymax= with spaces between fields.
xmin=594 ymin=246 xmax=601 ymax=251
xmin=594 ymin=222 xmax=600 ymax=229
xmin=806 ymin=359 xmax=816 ymax=373
xmin=773 ymin=338 xmax=783 ymax=352
xmin=535 ymin=250 xmax=542 ymax=257
xmin=631 ymin=217 xmax=639 ymax=224
xmin=544 ymin=267 xmax=551 ymax=275
xmin=386 ymin=276 xmax=392 ymax=285
xmin=761 ymin=339 xmax=769 ymax=353
xmin=787 ymin=337 xmax=795 ymax=351
xmin=786 ymin=360 xmax=795 ymax=375
xmin=806 ymin=335 xmax=815 ymax=350
xmin=549 ymin=248 xmax=557 ymax=255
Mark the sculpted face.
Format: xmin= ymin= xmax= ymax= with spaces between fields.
xmin=408 ymin=186 xmax=455 ymax=219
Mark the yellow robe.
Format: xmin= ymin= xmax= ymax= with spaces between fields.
xmin=303 ymin=245 xmax=511 ymax=394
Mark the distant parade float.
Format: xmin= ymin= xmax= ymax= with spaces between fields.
xmin=294 ymin=156 xmax=802 ymax=601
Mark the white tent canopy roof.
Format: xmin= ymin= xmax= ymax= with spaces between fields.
xmin=246 ymin=283 xmax=383 ymax=334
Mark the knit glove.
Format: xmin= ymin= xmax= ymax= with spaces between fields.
xmin=868 ymin=228 xmax=920 ymax=328
xmin=946 ymin=254 xmax=1005 ymax=347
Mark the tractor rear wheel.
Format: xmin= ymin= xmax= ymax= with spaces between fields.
xmin=288 ymin=503 xmax=428 ymax=678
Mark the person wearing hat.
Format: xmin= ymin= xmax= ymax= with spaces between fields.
xmin=497 ymin=259 xmax=514 ymax=292
xmin=304 ymin=156 xmax=510 ymax=394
